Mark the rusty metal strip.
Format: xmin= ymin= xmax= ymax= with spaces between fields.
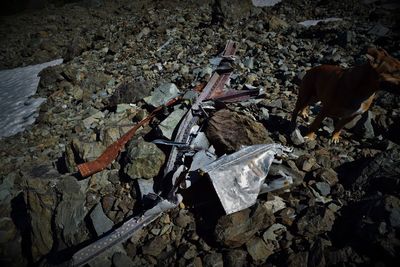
xmin=206 ymin=88 xmax=260 ymax=103
xmin=204 ymin=72 xmax=231 ymax=100
xmin=222 ymin=40 xmax=237 ymax=59
xmin=77 ymin=96 xmax=181 ymax=177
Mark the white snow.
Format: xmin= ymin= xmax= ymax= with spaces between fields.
xmin=298 ymin=18 xmax=342 ymax=28
xmin=252 ymin=0 xmax=282 ymax=7
xmin=0 ymin=59 xmax=63 ymax=139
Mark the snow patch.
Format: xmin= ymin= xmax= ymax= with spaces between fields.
xmin=298 ymin=18 xmax=342 ymax=28
xmin=0 ymin=59 xmax=63 ymax=139
xmin=252 ymin=0 xmax=282 ymax=7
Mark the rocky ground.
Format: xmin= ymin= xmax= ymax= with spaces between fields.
xmin=1 ymin=0 xmax=400 ymax=266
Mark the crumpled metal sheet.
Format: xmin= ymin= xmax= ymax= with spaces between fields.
xmin=201 ymin=144 xmax=290 ymax=215
xmin=0 ymin=59 xmax=63 ymax=138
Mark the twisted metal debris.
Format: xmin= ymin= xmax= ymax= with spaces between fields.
xmin=71 ymin=40 xmax=238 ymax=266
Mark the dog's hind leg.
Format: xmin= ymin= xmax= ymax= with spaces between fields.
xmin=291 ymin=88 xmax=313 ymax=127
xmin=291 ymin=104 xmax=301 ymax=126
xmin=305 ymin=108 xmax=327 ymax=140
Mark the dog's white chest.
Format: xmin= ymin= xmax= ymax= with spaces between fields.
xmin=352 ymin=93 xmax=375 ymax=116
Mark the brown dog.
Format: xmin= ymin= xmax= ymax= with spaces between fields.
xmin=291 ymin=48 xmax=400 ymax=143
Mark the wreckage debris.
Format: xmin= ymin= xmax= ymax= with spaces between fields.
xmin=201 ymin=144 xmax=293 ymax=214
xmin=72 ymin=40 xmax=240 ymax=264
xmin=2 ymin=1 xmax=400 ymax=266
xmin=71 ymin=40 xmax=302 ymax=266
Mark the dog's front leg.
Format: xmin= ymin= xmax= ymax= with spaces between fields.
xmin=331 ymin=114 xmax=358 ymax=143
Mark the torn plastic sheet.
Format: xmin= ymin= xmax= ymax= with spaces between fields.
xmin=201 ymin=144 xmax=292 ymax=215
xmin=298 ymin=18 xmax=342 ymax=28
xmin=72 ymin=196 xmax=181 ymax=267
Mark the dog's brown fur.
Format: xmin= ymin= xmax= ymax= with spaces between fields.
xmin=291 ymin=48 xmax=400 ymax=143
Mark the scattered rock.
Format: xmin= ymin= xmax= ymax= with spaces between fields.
xmin=112 ymin=252 xmax=134 ymax=267
xmin=144 ymin=83 xmax=180 ymax=107
xmin=308 ymin=238 xmax=326 ymax=267
xmin=314 ymin=182 xmax=331 ymax=196
xmin=278 ymin=207 xmax=296 ymax=226
xmin=243 ymin=57 xmax=255 ymax=69
xmin=23 ymin=174 xmax=57 ymax=261
xmin=286 ymin=251 xmax=309 ymax=267
xmin=124 ymin=137 xmax=166 ymax=179
xmin=350 ymin=144 xmax=400 ymax=193
xmin=297 ymin=206 xmax=335 ymax=238
xmin=345 ymin=111 xmax=375 ymax=139
xmin=268 ymin=16 xmax=289 ymax=32
xmin=206 ymin=109 xmax=273 ymax=154
xmin=246 ymin=237 xmax=273 ymax=262
xmin=174 ymin=210 xmax=192 ymax=228
xmin=223 ymin=249 xmax=248 ymax=267
xmin=315 ymin=168 xmax=339 ymax=186
xmin=82 ymin=110 xmax=105 ymax=129
xmin=182 ymin=243 xmax=198 ymax=260
xmin=65 ymin=36 xmax=91 ymax=61
xmin=263 ymin=196 xmax=286 ymax=213
xmin=71 ymin=138 xmax=106 ymax=162
xmin=296 ymin=154 xmax=317 ymax=172
xmin=215 ymin=204 xmax=275 ymax=248
xmin=262 ymin=223 xmax=287 ymax=243
xmin=203 ymin=252 xmax=223 ymax=267
xmin=159 ymin=108 xmax=187 ymax=139
xmin=107 ymin=80 xmax=152 ymax=107
xmin=55 ymin=176 xmax=88 ymax=245
xmin=142 ymin=235 xmax=169 ymax=257
xmin=219 ymin=0 xmax=252 ymax=21
xmin=90 ymin=203 xmax=114 ymax=236
xmin=291 ymin=128 xmax=305 ymax=145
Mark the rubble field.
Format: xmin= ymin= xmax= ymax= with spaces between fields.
xmin=0 ymin=0 xmax=400 ymax=266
